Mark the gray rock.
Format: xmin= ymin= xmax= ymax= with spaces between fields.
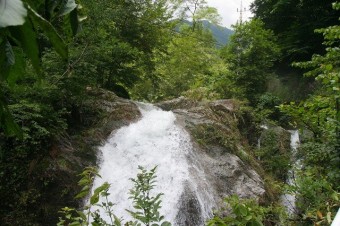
xmin=156 ymin=96 xmax=200 ymax=111
xmin=169 ymin=98 xmax=265 ymax=210
xmin=176 ymin=182 xmax=204 ymax=226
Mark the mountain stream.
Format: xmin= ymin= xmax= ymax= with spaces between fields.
xmin=281 ymin=130 xmax=300 ymax=216
xmin=90 ymin=103 xmax=215 ymax=225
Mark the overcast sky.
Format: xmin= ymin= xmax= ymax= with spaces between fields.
xmin=207 ymin=0 xmax=254 ymax=29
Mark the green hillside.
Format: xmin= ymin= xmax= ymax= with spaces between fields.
xmin=178 ymin=20 xmax=234 ymax=46
xmin=202 ymin=20 xmax=234 ymax=46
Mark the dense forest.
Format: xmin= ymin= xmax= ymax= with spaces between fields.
xmin=0 ymin=0 xmax=339 ymax=225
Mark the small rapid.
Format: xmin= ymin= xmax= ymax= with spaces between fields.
xmin=90 ymin=103 xmax=214 ymax=225
xmin=281 ymin=130 xmax=300 ymax=216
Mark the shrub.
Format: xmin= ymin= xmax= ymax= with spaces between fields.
xmin=58 ymin=166 xmax=171 ymax=226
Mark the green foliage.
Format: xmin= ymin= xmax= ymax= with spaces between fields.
xmin=251 ymin=0 xmax=339 ymax=65
xmin=221 ymin=19 xmax=280 ymax=104
xmin=256 ymin=93 xmax=281 ymax=110
xmin=28 ymin=6 xmax=68 ymax=60
xmin=173 ymin=0 xmax=221 ymax=28
xmin=277 ymin=2 xmax=340 ymax=225
xmin=251 ymin=0 xmax=340 ymax=102
xmin=254 ymin=93 xmax=289 ymax=125
xmin=287 ymin=167 xmax=340 ymax=225
xmin=155 ymin=27 xmax=216 ymax=97
xmin=183 ymin=87 xmax=220 ymax=101
xmin=4 ymin=0 xmax=340 ymax=225
xmin=0 ymin=81 xmax=69 ymax=224
xmin=134 ymin=24 xmax=227 ymax=101
xmin=207 ymin=195 xmax=285 ymax=226
xmin=298 ymin=141 xmax=340 ymax=184
xmin=58 ymin=167 xmax=123 ymax=226
xmin=127 ymin=166 xmax=170 ymax=226
xmin=0 ymin=2 xmax=87 ymax=224
xmin=0 ymin=0 xmax=82 ymax=135
xmin=280 ymin=1 xmax=340 ymax=144
xmin=280 ymin=96 xmax=336 ymax=141
xmin=256 ymin=128 xmax=291 ymax=181
xmin=64 ymin=0 xmax=175 ymax=100
xmin=0 ymin=1 xmax=178 ymax=223
xmin=129 ymin=0 xmax=228 ymax=101
xmin=58 ymin=166 xmax=171 ymax=226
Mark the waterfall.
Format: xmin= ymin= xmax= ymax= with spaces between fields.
xmin=281 ymin=130 xmax=300 ymax=216
xmin=90 ymin=103 xmax=215 ymax=225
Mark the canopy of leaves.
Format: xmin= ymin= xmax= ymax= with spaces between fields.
xmin=221 ymin=19 xmax=280 ymax=103
xmin=251 ymin=0 xmax=340 ymax=64
xmin=278 ymin=2 xmax=340 ymax=223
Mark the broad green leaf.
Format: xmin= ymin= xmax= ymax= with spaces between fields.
xmin=76 ymin=211 xmax=86 ymax=220
xmin=0 ymin=0 xmax=27 ymax=27
xmin=90 ymin=193 xmax=99 ymax=205
xmin=93 ymin=182 xmax=110 ymax=195
xmin=161 ymin=221 xmax=172 ymax=226
xmin=69 ymin=9 xmax=79 ymax=36
xmin=9 ymin=21 xmax=41 ymax=73
xmin=75 ymin=188 xmax=89 ymax=199
xmin=78 ymin=177 xmax=90 ymax=186
xmin=28 ymin=6 xmax=68 ymax=60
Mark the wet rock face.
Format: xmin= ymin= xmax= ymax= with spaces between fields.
xmin=158 ymin=97 xmax=265 ymax=206
xmin=176 ymin=183 xmax=204 ymax=226
xmin=201 ymin=150 xmax=264 ymax=199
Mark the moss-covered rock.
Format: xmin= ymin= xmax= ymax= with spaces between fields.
xmin=156 ymin=96 xmax=200 ymax=111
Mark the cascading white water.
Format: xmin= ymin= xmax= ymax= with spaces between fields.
xmin=281 ymin=130 xmax=300 ymax=216
xmin=90 ymin=103 xmax=214 ymax=225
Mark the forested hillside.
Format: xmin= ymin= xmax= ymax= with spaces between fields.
xmin=0 ymin=0 xmax=339 ymax=225
xmin=177 ymin=20 xmax=234 ymax=46
xmin=201 ymin=20 xmax=233 ymax=46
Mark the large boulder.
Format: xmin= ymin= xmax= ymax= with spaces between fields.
xmin=158 ymin=97 xmax=265 ymax=211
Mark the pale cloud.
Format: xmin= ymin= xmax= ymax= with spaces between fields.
xmin=207 ymin=0 xmax=254 ymax=29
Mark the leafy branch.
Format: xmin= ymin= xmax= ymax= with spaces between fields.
xmin=58 ymin=166 xmax=171 ymax=226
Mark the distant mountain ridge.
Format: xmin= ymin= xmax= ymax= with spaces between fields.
xmin=177 ymin=20 xmax=234 ymax=47
xmin=201 ymin=20 xmax=233 ymax=46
